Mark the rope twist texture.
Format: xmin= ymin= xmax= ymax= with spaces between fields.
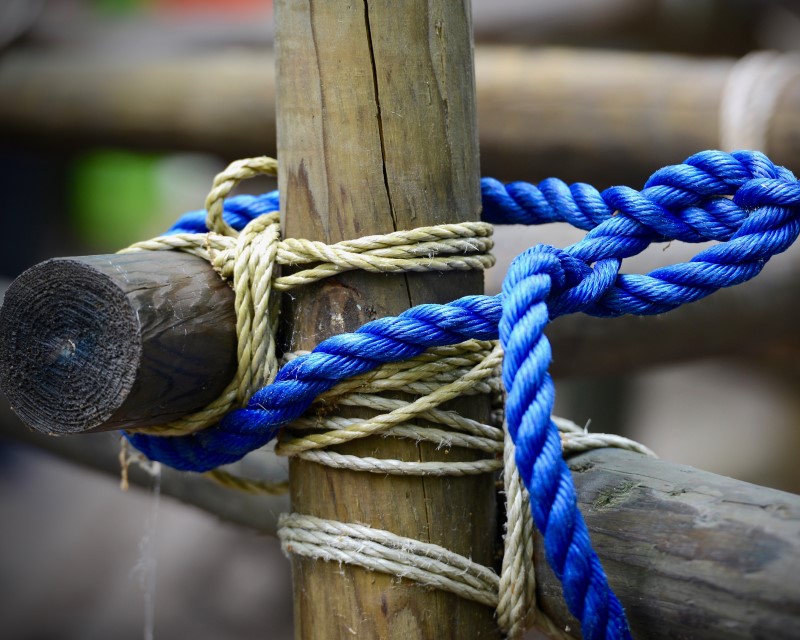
xmin=121 ymin=158 xmax=493 ymax=437
xmin=124 ymin=150 xmax=800 ymax=639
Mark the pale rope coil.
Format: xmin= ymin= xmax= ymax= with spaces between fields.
xmin=278 ymin=513 xmax=500 ymax=608
xmin=128 ymin=219 xmax=495 ymax=287
xmin=275 ymin=343 xmax=505 ymax=458
xmin=719 ymin=50 xmax=800 ymax=153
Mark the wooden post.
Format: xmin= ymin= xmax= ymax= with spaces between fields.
xmin=274 ymin=1 xmax=499 ymax=638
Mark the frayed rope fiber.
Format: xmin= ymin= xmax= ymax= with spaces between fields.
xmin=124 ymin=149 xmax=800 ymax=640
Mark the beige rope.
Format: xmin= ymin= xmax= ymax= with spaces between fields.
xmin=276 ymin=343 xmax=504 ymax=456
xmin=124 ymin=156 xmax=655 ymax=638
xmin=205 ymin=468 xmax=289 ymax=496
xmin=205 ymin=155 xmax=278 ymax=236
xmin=273 ymin=337 xmax=652 ymax=638
xmin=119 ymin=157 xmax=494 ymax=437
xmin=278 ymin=513 xmax=500 ymax=609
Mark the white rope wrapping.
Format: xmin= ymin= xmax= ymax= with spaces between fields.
xmin=278 ymin=513 xmax=500 ymax=608
xmin=719 ymin=51 xmax=800 ymax=153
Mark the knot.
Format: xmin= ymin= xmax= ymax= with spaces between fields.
xmin=503 ymin=245 xmax=620 ymax=322
xmin=120 ymin=149 xmax=799 ymax=640
xmin=733 ymin=176 xmax=800 ymax=210
xmin=484 ymin=150 xmax=797 ymax=267
xmin=122 ymin=156 xmax=495 ymax=446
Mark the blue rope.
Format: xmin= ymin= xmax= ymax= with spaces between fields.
xmin=165 ymin=191 xmax=280 ymax=235
xmin=127 ymin=150 xmax=800 ymax=639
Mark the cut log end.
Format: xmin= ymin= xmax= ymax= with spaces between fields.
xmin=0 ymin=258 xmax=140 ymax=434
xmin=0 ymin=252 xmax=238 ymax=435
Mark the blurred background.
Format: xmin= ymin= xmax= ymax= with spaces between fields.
xmin=0 ymin=0 xmax=799 ymax=638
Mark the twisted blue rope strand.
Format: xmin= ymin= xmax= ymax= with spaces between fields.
xmin=127 ymin=150 xmax=800 ymax=639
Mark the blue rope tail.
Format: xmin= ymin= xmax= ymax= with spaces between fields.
xmin=499 ymin=246 xmax=631 ymax=639
xmin=125 ymin=150 xmax=800 ymax=640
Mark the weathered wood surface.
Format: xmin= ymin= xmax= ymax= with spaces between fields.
xmin=536 ymin=449 xmax=800 ymax=639
xmin=4 ymin=242 xmax=799 ymax=434
xmin=0 ymin=252 xmax=237 ymax=433
xmin=2 ymin=47 xmax=797 ymax=186
xmin=275 ymin=0 xmax=498 ymax=638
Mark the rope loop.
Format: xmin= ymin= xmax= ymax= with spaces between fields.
xmin=205 ymin=156 xmax=278 ymax=236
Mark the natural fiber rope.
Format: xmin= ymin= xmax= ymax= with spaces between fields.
xmin=123 ymin=156 xmax=656 ymax=638
xmin=119 ymin=157 xmax=494 ymax=437
xmin=719 ymin=51 xmax=800 ymax=153
xmin=275 ymin=338 xmax=653 ymax=638
xmin=278 ymin=513 xmax=501 ymax=608
xmin=500 ymin=429 xmax=573 ymax=640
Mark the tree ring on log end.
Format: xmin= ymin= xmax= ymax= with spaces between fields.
xmin=0 ymin=258 xmax=141 ymax=435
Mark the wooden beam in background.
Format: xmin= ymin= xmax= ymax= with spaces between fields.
xmin=1 ymin=47 xmax=797 ymax=186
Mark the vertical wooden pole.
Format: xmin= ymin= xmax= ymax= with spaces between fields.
xmin=275 ymin=1 xmax=499 ymax=638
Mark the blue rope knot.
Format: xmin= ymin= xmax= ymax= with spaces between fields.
xmin=126 ymin=150 xmax=800 ymax=640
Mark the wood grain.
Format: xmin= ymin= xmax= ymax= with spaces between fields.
xmin=275 ymin=1 xmax=499 ymax=637
xmin=0 ymin=252 xmax=237 ymax=433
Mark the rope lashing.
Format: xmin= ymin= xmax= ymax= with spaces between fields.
xmin=275 ymin=411 xmax=650 ymax=640
xmin=122 ymin=149 xmax=800 ymax=640
xmin=128 ymin=149 xmax=800 ymax=468
xmin=120 ymin=157 xmax=494 ymax=437
xmin=270 ymin=339 xmax=652 ymax=637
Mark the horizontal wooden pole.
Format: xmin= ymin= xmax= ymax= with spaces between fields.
xmin=2 ymin=244 xmax=799 ymax=434
xmin=538 ymin=449 xmax=800 ymax=639
xmin=0 ymin=252 xmax=237 ymax=434
xmin=1 ymin=47 xmax=797 ymax=185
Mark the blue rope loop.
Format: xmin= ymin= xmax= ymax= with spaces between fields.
xmin=125 ymin=150 xmax=800 ymax=640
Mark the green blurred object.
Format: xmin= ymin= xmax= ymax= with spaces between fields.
xmin=71 ymin=150 xmax=160 ymax=251
xmin=92 ymin=0 xmax=142 ymax=15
